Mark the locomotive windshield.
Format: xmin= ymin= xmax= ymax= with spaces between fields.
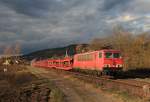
xmin=105 ymin=52 xmax=121 ymax=58
xmin=113 ymin=53 xmax=121 ymax=58
xmin=105 ymin=52 xmax=113 ymax=58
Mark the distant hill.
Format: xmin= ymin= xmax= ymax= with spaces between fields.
xmin=24 ymin=44 xmax=89 ymax=60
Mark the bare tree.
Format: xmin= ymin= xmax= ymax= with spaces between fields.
xmin=14 ymin=43 xmax=21 ymax=55
xmin=90 ymin=37 xmax=113 ymax=51
xmin=3 ymin=45 xmax=13 ymax=66
xmin=3 ymin=45 xmax=13 ymax=58
xmin=76 ymin=44 xmax=90 ymax=53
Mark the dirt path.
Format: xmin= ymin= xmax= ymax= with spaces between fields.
xmin=28 ymin=66 xmax=122 ymax=102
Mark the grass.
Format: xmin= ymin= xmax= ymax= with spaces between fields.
xmin=75 ymin=74 xmax=145 ymax=102
xmin=2 ymin=71 xmax=36 ymax=87
xmin=99 ymin=86 xmax=146 ymax=102
xmin=50 ymin=88 xmax=65 ymax=102
xmin=44 ymin=79 xmax=66 ymax=102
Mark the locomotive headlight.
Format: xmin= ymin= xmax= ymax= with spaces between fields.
xmin=120 ymin=64 xmax=123 ymax=67
xmin=116 ymin=64 xmax=122 ymax=67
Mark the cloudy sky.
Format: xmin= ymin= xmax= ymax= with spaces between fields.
xmin=0 ymin=0 xmax=150 ymax=54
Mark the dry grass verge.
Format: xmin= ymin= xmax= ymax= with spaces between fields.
xmin=0 ymin=65 xmax=66 ymax=102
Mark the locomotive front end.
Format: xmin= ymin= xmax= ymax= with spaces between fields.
xmin=102 ymin=50 xmax=123 ymax=74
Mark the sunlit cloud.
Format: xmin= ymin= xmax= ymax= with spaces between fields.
xmin=122 ymin=15 xmax=136 ymax=21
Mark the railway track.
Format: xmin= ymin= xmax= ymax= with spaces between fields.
xmin=50 ymin=69 xmax=150 ymax=98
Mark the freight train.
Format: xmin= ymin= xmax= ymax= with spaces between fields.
xmin=31 ymin=49 xmax=123 ymax=75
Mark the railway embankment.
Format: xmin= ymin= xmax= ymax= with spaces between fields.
xmin=64 ymin=70 xmax=150 ymax=100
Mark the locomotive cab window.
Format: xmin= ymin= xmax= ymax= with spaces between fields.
xmin=99 ymin=52 xmax=102 ymax=58
xmin=105 ymin=52 xmax=112 ymax=58
xmin=113 ymin=53 xmax=121 ymax=58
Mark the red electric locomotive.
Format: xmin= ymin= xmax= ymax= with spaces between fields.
xmin=73 ymin=50 xmax=123 ymax=74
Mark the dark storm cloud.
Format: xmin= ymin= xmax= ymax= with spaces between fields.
xmin=0 ymin=0 xmax=58 ymax=17
xmin=0 ymin=0 xmax=149 ymax=54
xmin=0 ymin=0 xmax=85 ymax=17
xmin=101 ymin=0 xmax=130 ymax=11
